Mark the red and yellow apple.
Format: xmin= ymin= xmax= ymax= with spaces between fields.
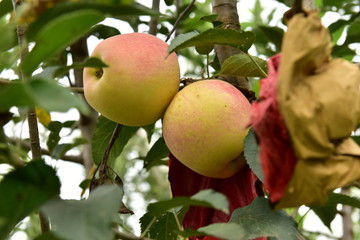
xmin=162 ymin=80 xmax=251 ymax=178
xmin=83 ymin=33 xmax=180 ymax=126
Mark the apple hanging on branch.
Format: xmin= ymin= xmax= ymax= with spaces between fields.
xmin=83 ymin=33 xmax=181 ymax=126
xmin=163 ymin=79 xmax=252 ymax=178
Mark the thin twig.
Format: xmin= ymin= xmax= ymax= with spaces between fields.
xmin=90 ymin=123 xmax=123 ymax=191
xmin=8 ymin=138 xmax=84 ymax=164
xmin=165 ymin=0 xmax=196 ymax=42
xmin=98 ymin=123 xmax=122 ymax=173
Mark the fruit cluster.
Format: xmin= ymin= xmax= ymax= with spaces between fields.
xmin=83 ymin=32 xmax=252 ymax=179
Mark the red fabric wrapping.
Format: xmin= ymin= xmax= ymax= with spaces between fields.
xmin=168 ymin=154 xmax=265 ymax=240
xmin=251 ymin=54 xmax=298 ymax=203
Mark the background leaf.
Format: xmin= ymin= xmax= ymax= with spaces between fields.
xmin=0 ymin=81 xmax=35 ymax=111
xmin=42 ymin=185 xmax=123 ymax=240
xmin=0 ymin=79 xmax=89 ymax=113
xmin=53 ymin=57 xmax=108 ymax=78
xmin=257 ymin=25 xmax=284 ymax=51
xmin=34 ymin=232 xmax=66 ymax=240
xmin=46 ymin=121 xmax=63 ymax=153
xmin=219 ymin=54 xmax=268 ymax=77
xmin=229 ymin=197 xmax=300 ymax=240
xmin=28 ymin=79 xmax=89 ymax=114
xmin=0 ymin=20 xmax=16 ymax=52
xmin=91 ymin=116 xmax=138 ymax=165
xmin=26 ymin=2 xmax=156 ymax=41
xmin=169 ymin=29 xmax=255 ymax=53
xmin=0 ymin=0 xmax=12 ymax=18
xmin=147 ymin=189 xmax=229 ymax=217
xmin=140 ymin=212 xmax=179 ymax=240
xmin=311 ymin=193 xmax=360 ymax=230
xmin=244 ymin=128 xmax=264 ymax=182
xmin=22 ymin=9 xmax=105 ymax=76
xmin=0 ymin=160 xmax=61 ymax=239
xmin=143 ymin=137 xmax=169 ymax=169
xmin=198 ymin=222 xmax=246 ymax=240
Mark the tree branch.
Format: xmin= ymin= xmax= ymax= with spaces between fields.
xmin=211 ymin=0 xmax=249 ymax=89
xmin=149 ymin=0 xmax=160 ymax=35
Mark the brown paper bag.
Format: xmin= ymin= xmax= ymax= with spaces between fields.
xmin=275 ymin=10 xmax=360 ymax=208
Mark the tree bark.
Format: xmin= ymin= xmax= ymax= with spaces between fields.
xmin=212 ymin=0 xmax=249 ymax=89
xmin=70 ymin=38 xmax=98 ymax=176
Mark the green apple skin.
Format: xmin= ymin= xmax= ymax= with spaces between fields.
xmin=162 ymin=80 xmax=251 ymax=178
xmin=83 ymin=33 xmax=180 ymax=126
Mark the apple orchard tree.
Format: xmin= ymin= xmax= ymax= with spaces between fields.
xmin=0 ymin=0 xmax=360 ymax=240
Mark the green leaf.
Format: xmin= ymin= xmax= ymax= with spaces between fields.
xmin=229 ymin=197 xmax=300 ymax=240
xmin=0 ymin=20 xmax=16 ymax=52
xmin=42 ymin=185 xmax=123 ymax=240
xmin=0 ymin=79 xmax=89 ymax=113
xmin=344 ymin=17 xmax=360 ymax=45
xmin=199 ymin=14 xmax=219 ymax=23
xmin=144 ymin=137 xmax=169 ymax=169
xmin=0 ymin=81 xmax=35 ymax=111
xmin=89 ymin=24 xmax=121 ymax=39
xmin=47 ymin=121 xmax=63 ymax=153
xmin=140 ymin=212 xmax=179 ymax=240
xmin=28 ymin=79 xmax=89 ymax=114
xmin=0 ymin=0 xmax=12 ymax=18
xmin=92 ymin=116 xmax=138 ymax=165
xmin=257 ymin=26 xmax=284 ymax=51
xmin=311 ymin=192 xmax=360 ymax=230
xmin=51 ymin=138 xmax=87 ymax=160
xmin=54 ymin=57 xmax=108 ymax=78
xmin=0 ymin=160 xmax=61 ymax=239
xmin=328 ymin=19 xmax=348 ymax=44
xmin=142 ymin=123 xmax=155 ymax=143
xmin=195 ymin=45 xmax=214 ymax=55
xmin=219 ymin=54 xmax=268 ymax=78
xmin=164 ymin=0 xmax=175 ymax=6
xmin=352 ymin=135 xmax=360 ymax=145
xmin=34 ymin=232 xmax=65 ymax=240
xmin=169 ymin=29 xmax=255 ymax=54
xmin=147 ymin=189 xmax=229 ymax=217
xmin=198 ymin=223 xmax=246 ymax=240
xmin=22 ymin=10 xmax=105 ymax=76
xmin=244 ymin=128 xmax=263 ymax=182
xmin=26 ymin=2 xmax=156 ymax=41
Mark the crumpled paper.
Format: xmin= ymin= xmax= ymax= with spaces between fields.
xmin=255 ymin=10 xmax=360 ymax=208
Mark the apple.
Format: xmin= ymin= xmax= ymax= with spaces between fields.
xmin=162 ymin=80 xmax=251 ymax=178
xmin=83 ymin=33 xmax=180 ymax=126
